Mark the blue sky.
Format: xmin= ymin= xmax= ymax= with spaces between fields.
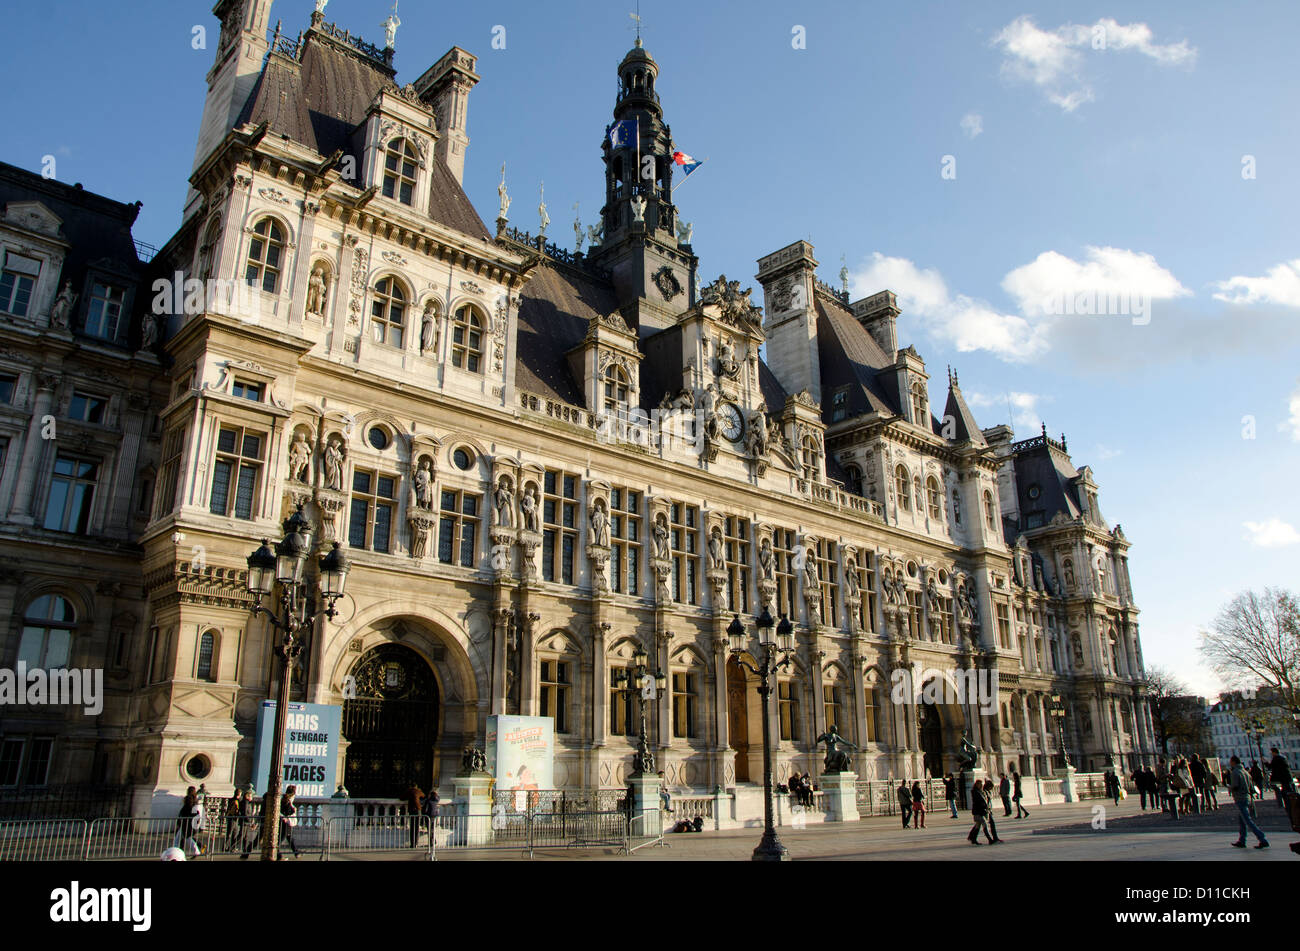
xmin=4 ymin=1 xmax=1298 ymax=697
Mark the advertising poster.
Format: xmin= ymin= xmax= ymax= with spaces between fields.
xmin=252 ymin=701 xmax=342 ymax=799
xmin=486 ymin=715 xmax=555 ymax=812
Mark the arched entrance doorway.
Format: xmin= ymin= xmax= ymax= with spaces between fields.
xmin=342 ymin=644 xmax=439 ymax=798
xmin=726 ymin=658 xmax=754 ymax=783
xmin=919 ymin=698 xmax=944 ymax=778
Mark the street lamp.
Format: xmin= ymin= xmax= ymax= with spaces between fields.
xmin=245 ymin=504 xmax=350 ymax=861
xmin=727 ymin=606 xmax=796 ymax=862
xmin=1049 ymin=694 xmax=1071 ymax=772
xmin=1249 ymin=718 xmax=1268 ymax=774
xmin=611 ymin=642 xmax=666 ymax=777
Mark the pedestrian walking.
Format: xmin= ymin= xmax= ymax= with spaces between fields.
xmin=983 ymin=778 xmax=1003 ymax=843
xmin=1228 ymin=755 xmax=1269 ymax=850
xmin=224 ymin=787 xmax=242 ymax=850
xmin=897 ymin=780 xmax=912 ymax=829
xmin=944 ymin=772 xmax=959 ymax=818
xmin=1012 ymin=769 xmax=1030 ymax=818
xmin=1190 ymin=755 xmax=1207 ymax=814
xmin=911 ymin=781 xmax=926 ymax=829
xmin=967 ymin=777 xmax=995 ymax=844
xmin=174 ymin=786 xmax=203 ymax=858
xmin=1202 ymin=759 xmax=1219 ymax=810
xmin=278 ymin=785 xmax=301 ymax=859
xmin=1142 ymin=766 xmax=1157 ymax=810
xmin=998 ymin=771 xmax=1012 ymax=816
xmin=405 ymin=781 xmax=425 ymax=849
xmin=1268 ymin=748 xmax=1295 ymax=806
xmin=239 ymin=789 xmax=262 ymax=859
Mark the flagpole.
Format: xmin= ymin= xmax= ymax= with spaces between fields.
xmin=671 ymin=157 xmax=708 ymax=195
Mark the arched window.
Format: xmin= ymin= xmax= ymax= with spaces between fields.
xmin=801 ymin=437 xmax=821 ymax=482
xmin=244 ymin=217 xmax=285 ymax=293
xmin=911 ymin=381 xmax=927 ymax=423
xmin=382 ymin=138 xmax=418 ymax=205
xmin=196 ymin=631 xmax=216 ymax=682
xmin=844 ymin=465 xmax=862 ymax=496
xmin=18 ymin=595 xmax=76 ymax=670
xmin=925 ymin=477 xmax=941 ymax=519
xmin=983 ymin=490 xmax=996 ymax=530
xmin=602 ymin=363 xmax=629 ymax=415
xmin=370 ymin=276 xmax=406 ymax=348
xmin=895 ymin=465 xmax=911 ymax=511
xmin=450 ymin=305 xmax=484 ymax=373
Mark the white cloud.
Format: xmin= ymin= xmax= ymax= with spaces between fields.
xmin=1285 ymin=383 xmax=1300 ymax=442
xmin=1001 ymin=246 xmax=1191 ymax=318
xmin=993 ymin=16 xmax=1196 ymax=111
xmin=964 ymin=390 xmax=1046 ymax=432
xmin=1095 ymin=444 xmax=1123 ymax=460
xmin=960 ymin=113 xmax=983 ymax=138
xmin=1243 ymin=518 xmax=1300 ymax=548
xmin=850 ymin=253 xmax=1048 ymax=362
xmin=1213 ymin=259 xmax=1300 ymax=308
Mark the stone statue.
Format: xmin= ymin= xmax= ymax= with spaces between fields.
xmin=1063 ymin=561 xmax=1075 ymax=588
xmin=630 ymin=194 xmax=646 ymax=224
xmin=802 ymin=546 xmax=819 ymax=587
xmin=952 ymin=490 xmax=962 ymax=525
xmin=816 ymin=724 xmax=857 ymax=774
xmin=676 ymin=219 xmax=693 ymax=245
xmin=140 ymin=312 xmax=158 ymax=350
xmin=490 ymin=477 xmax=515 ymax=528
xmin=958 ymin=583 xmax=979 ymax=624
xmin=745 ymin=405 xmax=769 ymax=459
xmin=844 ymin=558 xmax=860 ymax=598
xmin=573 ymin=203 xmax=584 ymax=252
xmin=589 ymin=499 xmax=609 ymax=547
xmin=315 ymin=0 xmax=328 ymax=13
xmin=758 ymin=536 xmax=775 ymax=582
xmin=708 ymin=526 xmax=725 ymax=570
xmin=652 ymin=512 xmax=670 ymax=561
xmin=520 ymin=485 xmax=540 ymax=532
xmin=1033 ymin=563 xmax=1045 ymax=591
xmin=420 ymin=300 xmax=437 ymax=354
xmin=461 ymin=746 xmax=487 ymax=775
xmin=700 ymin=384 xmax=720 ymax=442
xmin=587 ymin=222 xmax=603 ymax=248
xmin=413 ymin=459 xmax=434 ymax=510
xmin=306 ymin=265 xmax=327 ymax=315
xmin=50 ymin=282 xmax=76 ymax=329
xmin=956 ymin=732 xmax=981 ymax=771
xmin=926 ymin=577 xmax=942 ymax=613
xmin=716 ymin=337 xmax=740 ymax=379
xmin=382 ymin=10 xmax=401 ymax=49
xmin=882 ymin=569 xmax=901 ymax=605
xmin=323 ymin=438 xmax=346 ymax=491
xmin=497 ymin=164 xmax=510 ymax=221
xmin=537 ymin=182 xmax=549 ymax=236
xmin=288 ymin=432 xmax=312 ymax=483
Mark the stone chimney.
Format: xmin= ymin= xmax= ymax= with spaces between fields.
xmin=852 ymin=290 xmax=899 ymax=360
xmin=756 ymin=240 xmax=822 ymax=404
xmin=415 ymin=47 xmax=480 ymax=186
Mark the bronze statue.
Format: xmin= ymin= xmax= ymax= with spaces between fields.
xmin=957 ymin=732 xmax=981 ymax=772
xmin=816 ymin=724 xmax=857 ymax=774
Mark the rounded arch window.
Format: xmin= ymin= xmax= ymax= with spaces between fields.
xmin=925 ymin=476 xmax=941 ymax=518
xmin=603 ymin=363 xmax=629 ymax=414
xmin=198 ymin=217 xmax=222 ymax=281
xmin=19 ymin=595 xmax=76 ymax=670
xmin=451 ymin=305 xmax=485 ymax=373
xmin=370 ymin=277 xmax=407 ymax=348
xmin=382 ymin=138 xmax=419 ymax=205
xmin=801 ymin=437 xmax=821 ymax=481
xmin=245 ymin=217 xmax=285 ymax=293
xmin=983 ymin=490 xmax=997 ymax=529
xmin=894 ymin=465 xmax=911 ymax=511
xmin=844 ymin=465 xmax=862 ymax=496
xmin=367 ymin=425 xmax=391 ymax=451
xmin=452 ymin=447 xmax=474 ymax=471
xmin=196 ymin=630 xmax=217 ymax=682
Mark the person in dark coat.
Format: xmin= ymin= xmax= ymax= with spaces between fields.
xmin=982 ymin=779 xmax=1003 ymax=843
xmin=944 ymin=773 xmax=958 ymax=818
xmin=896 ymin=781 xmax=912 ymax=829
xmin=788 ymin=773 xmax=804 ymax=808
xmin=174 ymin=786 xmax=203 ymax=857
xmin=998 ymin=772 xmax=1012 ymax=816
xmin=278 ymin=785 xmax=301 ymax=860
xmin=405 ymin=782 xmax=425 ymax=849
xmin=1269 ymin=748 xmax=1295 ymax=805
xmin=910 ymin=781 xmax=926 ymax=828
xmin=1011 ymin=769 xmax=1030 ymax=818
xmin=1142 ymin=766 xmax=1157 ymax=810
xmin=1189 ymin=755 xmax=1207 ymax=813
xmin=967 ymin=779 xmax=999 ymax=844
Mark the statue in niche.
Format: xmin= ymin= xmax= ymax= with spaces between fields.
xmin=140 ymin=312 xmax=159 ymax=350
xmin=758 ymin=536 xmax=775 ymax=582
xmin=716 ymin=337 xmax=740 ymax=379
xmin=926 ymin=577 xmax=942 ymax=613
xmin=50 ymin=282 xmax=76 ymax=329
xmin=323 ymin=438 xmax=346 ymax=491
xmin=494 ymin=477 xmax=515 ymax=528
xmin=844 ymin=558 xmax=860 ymax=598
xmin=802 ymin=545 xmax=819 ymax=587
xmin=708 ymin=526 xmax=725 ymax=570
xmin=745 ymin=404 xmax=769 ymax=459
xmin=307 ymin=265 xmax=327 ymax=315
xmin=652 ymin=512 xmax=670 ymax=561
xmin=589 ymin=498 xmax=609 ymax=547
xmin=520 ymin=484 xmax=540 ymax=532
xmin=288 ymin=432 xmax=312 ymax=484
xmin=420 ymin=301 xmax=438 ymax=354
xmin=412 ymin=459 xmax=434 ymax=510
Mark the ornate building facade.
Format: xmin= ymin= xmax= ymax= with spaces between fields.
xmin=0 ymin=1 xmax=1153 ymax=810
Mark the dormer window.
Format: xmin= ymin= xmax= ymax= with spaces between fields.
xmin=895 ymin=465 xmax=911 ymax=511
xmin=801 ymin=436 xmax=821 ymax=482
xmin=603 ymin=363 xmax=630 ymax=415
xmin=84 ymin=283 xmax=125 ymax=340
xmin=0 ymin=252 xmax=40 ymax=317
xmin=451 ymin=304 xmax=484 ymax=373
xmin=245 ymin=218 xmax=285 ymax=293
xmin=911 ymin=381 xmax=927 ymax=424
xmin=370 ymin=277 xmax=407 ymax=348
xmin=231 ymin=379 xmax=263 ymax=402
xmin=830 ymin=389 xmax=848 ymax=422
xmin=382 ymin=139 xmax=419 ymax=205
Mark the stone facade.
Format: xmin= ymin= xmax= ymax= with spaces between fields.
xmin=0 ymin=1 xmax=1154 ymax=812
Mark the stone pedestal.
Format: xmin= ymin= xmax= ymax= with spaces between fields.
xmin=1060 ymin=764 xmax=1077 ymax=803
xmin=452 ymin=774 xmax=494 ymax=846
xmin=820 ymin=771 xmax=859 ymax=822
xmin=626 ymin=774 xmax=662 ymax=838
xmin=962 ymin=768 xmax=989 ymax=810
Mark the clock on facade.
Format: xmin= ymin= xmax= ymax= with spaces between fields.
xmin=718 ymin=402 xmax=744 ymax=442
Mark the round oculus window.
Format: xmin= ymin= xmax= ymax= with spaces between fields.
xmin=367 ymin=427 xmax=390 ymax=451
xmin=185 ymin=754 xmax=211 ymax=781
xmin=453 ymin=448 xmax=473 ymax=470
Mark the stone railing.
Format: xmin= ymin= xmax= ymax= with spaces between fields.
xmin=673 ymin=797 xmax=714 ymax=820
xmin=796 ymin=479 xmax=885 ymax=520
xmin=518 ymin=390 xmax=595 ymax=429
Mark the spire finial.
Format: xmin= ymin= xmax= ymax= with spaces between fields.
xmin=630 ymin=2 xmax=643 ymax=45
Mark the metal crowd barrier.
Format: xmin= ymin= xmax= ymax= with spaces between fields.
xmin=0 ymin=820 xmax=90 ymax=862
xmin=85 ymin=818 xmax=224 ymax=861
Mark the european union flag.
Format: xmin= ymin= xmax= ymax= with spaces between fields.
xmin=609 ymin=119 xmax=638 ymax=148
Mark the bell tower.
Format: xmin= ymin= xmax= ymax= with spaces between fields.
xmin=589 ymin=39 xmax=697 ymax=335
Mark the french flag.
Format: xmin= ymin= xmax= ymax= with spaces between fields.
xmin=672 ymin=150 xmax=703 ymax=176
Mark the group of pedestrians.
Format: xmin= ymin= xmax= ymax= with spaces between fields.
xmin=404 ymin=782 xmax=441 ymax=848
xmin=895 ymin=780 xmax=929 ymax=828
xmin=787 ymin=772 xmax=815 ymax=807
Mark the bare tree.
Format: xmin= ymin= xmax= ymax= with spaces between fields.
xmin=1141 ymin=665 xmax=1189 ymax=756
xmin=1200 ymin=588 xmax=1300 ymax=712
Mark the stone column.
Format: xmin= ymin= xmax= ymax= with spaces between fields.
xmin=656 ymin=630 xmax=672 ymax=764
xmin=1037 ymin=694 xmax=1052 ymax=774
xmin=1019 ymin=692 xmax=1033 ymax=776
xmin=518 ymin=610 xmax=538 ymax=717
xmin=490 ymin=608 xmax=511 ymax=717
xmin=9 ymin=371 xmax=58 ymax=523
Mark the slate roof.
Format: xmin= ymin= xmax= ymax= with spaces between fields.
xmin=815 ymin=295 xmax=898 ymax=421
xmin=515 ymin=262 xmax=619 ymax=407
xmin=1001 ymin=439 xmax=1086 ymax=542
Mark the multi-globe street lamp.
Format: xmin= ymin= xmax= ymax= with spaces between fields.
xmin=726 ymin=606 xmax=795 ymax=862
xmin=245 ymin=504 xmax=349 ymax=861
xmin=611 ymin=643 xmax=666 ymax=778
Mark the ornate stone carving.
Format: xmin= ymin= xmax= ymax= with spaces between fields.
xmin=322 ymin=436 xmax=347 ymax=491
xmin=653 ymin=265 xmax=682 ymax=302
xmin=287 ymin=431 xmax=313 ymax=483
xmin=700 ymin=275 xmax=763 ymax=327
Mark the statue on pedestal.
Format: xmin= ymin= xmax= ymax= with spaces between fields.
xmin=957 ymin=732 xmax=981 ymax=772
xmin=816 ymin=724 xmax=857 ymax=774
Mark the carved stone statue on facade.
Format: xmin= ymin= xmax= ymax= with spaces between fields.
xmin=816 ymin=725 xmax=856 ymax=774
xmin=518 ymin=486 xmax=538 ymax=533
xmin=307 ymin=265 xmax=327 ymax=315
xmin=926 ymin=577 xmax=942 ymax=613
xmin=412 ymin=459 xmax=434 ymax=510
xmin=382 ymin=11 xmax=401 ymax=48
xmin=288 ymin=432 xmax=312 ymax=483
xmin=323 ymin=438 xmax=346 ymax=491
xmin=716 ymin=337 xmax=740 ymax=380
xmin=50 ymin=282 xmax=76 ymax=329
xmin=587 ymin=222 xmax=603 ymax=248
xmin=652 ymin=512 xmax=670 ymax=561
xmin=589 ymin=498 xmax=609 ymax=547
xmin=745 ymin=404 xmax=769 ymax=459
xmin=630 ymin=194 xmax=646 ymax=224
xmin=140 ymin=312 xmax=158 ymax=351
xmin=802 ymin=545 xmax=819 ymax=587
xmin=494 ymin=477 xmax=515 ymax=528
xmin=707 ymin=526 xmax=725 ymax=571
xmin=420 ymin=301 xmax=437 ymax=354
xmin=882 ymin=569 xmax=901 ymax=605
xmin=497 ymin=164 xmax=510 ymax=221
xmin=758 ymin=536 xmax=775 ymax=582
xmin=844 ymin=558 xmax=860 ymax=599
xmin=676 ymin=219 xmax=693 ymax=245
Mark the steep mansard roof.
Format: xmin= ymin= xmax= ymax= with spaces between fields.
xmin=235 ymin=32 xmax=490 ymax=241
xmin=814 ymin=295 xmax=897 ymax=420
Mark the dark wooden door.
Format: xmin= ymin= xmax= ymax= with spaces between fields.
xmin=727 ymin=660 xmax=750 ymax=783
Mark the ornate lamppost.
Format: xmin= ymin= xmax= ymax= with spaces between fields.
xmin=1249 ymin=717 xmax=1268 ymax=774
xmin=1049 ymin=694 xmax=1071 ymax=772
xmin=612 ymin=642 xmax=666 ymax=777
xmin=727 ymin=606 xmax=795 ymax=862
xmin=245 ymin=504 xmax=350 ymax=861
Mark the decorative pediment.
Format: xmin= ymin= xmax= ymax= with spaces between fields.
xmin=700 ymin=274 xmax=762 ymax=328
xmin=3 ymin=201 xmax=64 ymax=238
